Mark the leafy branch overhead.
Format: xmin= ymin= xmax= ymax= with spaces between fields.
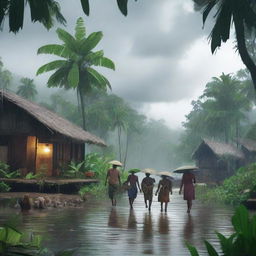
xmin=0 ymin=0 xmax=137 ymax=33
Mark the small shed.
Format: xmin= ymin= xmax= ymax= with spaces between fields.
xmin=238 ymin=138 xmax=256 ymax=164
xmin=0 ymin=91 xmax=106 ymax=176
xmin=192 ymin=139 xmax=244 ymax=183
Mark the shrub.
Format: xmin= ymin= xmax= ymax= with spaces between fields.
xmin=196 ymin=163 xmax=256 ymax=205
xmin=0 ymin=182 xmax=10 ymax=192
xmin=0 ymin=161 xmax=21 ymax=179
xmin=186 ymin=205 xmax=256 ymax=256
xmin=79 ymin=153 xmax=128 ymax=198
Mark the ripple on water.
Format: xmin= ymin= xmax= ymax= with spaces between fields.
xmin=0 ymin=192 xmax=235 ymax=255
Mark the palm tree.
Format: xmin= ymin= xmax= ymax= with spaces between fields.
xmin=36 ymin=17 xmax=115 ymax=130
xmin=0 ymin=59 xmax=12 ymax=90
xmin=17 ymin=77 xmax=38 ymax=100
xmin=200 ymin=73 xmax=252 ymax=142
xmin=193 ymin=0 xmax=256 ymax=89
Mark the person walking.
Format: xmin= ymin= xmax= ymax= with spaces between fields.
xmin=141 ymin=172 xmax=155 ymax=211
xmin=125 ymin=170 xmax=141 ymax=209
xmin=105 ymin=161 xmax=122 ymax=206
xmin=155 ymin=175 xmax=172 ymax=212
xmin=179 ymin=170 xmax=196 ymax=213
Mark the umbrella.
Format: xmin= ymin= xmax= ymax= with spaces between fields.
xmin=157 ymin=171 xmax=174 ymax=179
xmin=141 ymin=168 xmax=157 ymax=175
xmin=128 ymin=168 xmax=141 ymax=173
xmin=109 ymin=160 xmax=123 ymax=166
xmin=173 ymin=165 xmax=198 ymax=173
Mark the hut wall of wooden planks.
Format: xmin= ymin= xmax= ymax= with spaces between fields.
xmin=0 ymin=91 xmax=105 ymax=176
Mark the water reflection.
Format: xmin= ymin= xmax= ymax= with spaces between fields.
xmin=108 ymin=208 xmax=121 ymax=228
xmin=128 ymin=209 xmax=137 ymax=229
xmin=142 ymin=213 xmax=154 ymax=254
xmin=158 ymin=213 xmax=171 ymax=254
xmin=0 ymin=192 xmax=236 ymax=256
xmin=158 ymin=213 xmax=169 ymax=234
xmin=183 ymin=214 xmax=194 ymax=241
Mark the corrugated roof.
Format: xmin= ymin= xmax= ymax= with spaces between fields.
xmin=0 ymin=91 xmax=106 ymax=146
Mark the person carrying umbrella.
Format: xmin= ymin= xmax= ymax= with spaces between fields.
xmin=176 ymin=166 xmax=197 ymax=213
xmin=105 ymin=160 xmax=122 ymax=206
xmin=141 ymin=169 xmax=156 ymax=211
xmin=155 ymin=172 xmax=173 ymax=212
xmin=125 ymin=169 xmax=141 ymax=209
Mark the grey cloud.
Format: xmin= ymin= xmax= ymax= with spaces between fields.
xmin=0 ymin=0 xmax=212 ymax=105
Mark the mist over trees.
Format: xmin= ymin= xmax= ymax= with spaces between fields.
xmin=176 ymin=71 xmax=256 ymax=163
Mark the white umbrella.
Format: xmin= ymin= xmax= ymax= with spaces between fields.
xmin=157 ymin=171 xmax=174 ymax=179
xmin=173 ymin=165 xmax=198 ymax=173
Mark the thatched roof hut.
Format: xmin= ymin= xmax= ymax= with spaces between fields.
xmin=1 ymin=91 xmax=106 ymax=146
xmin=193 ymin=139 xmax=244 ymax=183
xmin=0 ymin=91 xmax=106 ymax=176
xmin=193 ymin=139 xmax=244 ymax=160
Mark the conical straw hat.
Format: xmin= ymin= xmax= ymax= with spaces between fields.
xmin=109 ymin=160 xmax=123 ymax=166
xmin=141 ymin=168 xmax=157 ymax=175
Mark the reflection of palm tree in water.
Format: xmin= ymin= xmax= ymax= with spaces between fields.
xmin=158 ymin=213 xmax=170 ymax=234
xmin=183 ymin=214 xmax=194 ymax=242
xmin=127 ymin=209 xmax=137 ymax=229
xmin=142 ymin=213 xmax=154 ymax=255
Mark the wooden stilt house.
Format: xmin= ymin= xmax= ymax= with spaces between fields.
xmin=0 ymin=91 xmax=106 ymax=176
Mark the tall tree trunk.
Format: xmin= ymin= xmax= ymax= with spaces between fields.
xmin=78 ymin=87 xmax=86 ymax=130
xmin=234 ymin=15 xmax=256 ymax=90
xmin=118 ymin=126 xmax=122 ymax=163
xmin=123 ymin=131 xmax=130 ymax=170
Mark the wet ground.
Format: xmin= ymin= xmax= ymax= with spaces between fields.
xmin=0 ymin=189 xmax=235 ymax=255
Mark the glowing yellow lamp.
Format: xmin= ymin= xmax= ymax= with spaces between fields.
xmin=44 ymin=144 xmax=50 ymax=153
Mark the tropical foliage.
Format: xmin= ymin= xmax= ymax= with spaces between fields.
xmin=186 ymin=205 xmax=256 ymax=256
xmin=0 ymin=162 xmax=20 ymax=179
xmin=0 ymin=0 xmax=132 ymax=33
xmin=0 ymin=58 xmax=12 ymax=90
xmin=196 ymin=163 xmax=256 ymax=205
xmin=177 ymin=72 xmax=254 ymax=163
xmin=193 ymin=0 xmax=256 ymax=89
xmin=17 ymin=77 xmax=38 ymax=100
xmin=37 ymin=17 xmax=115 ymax=129
xmin=0 ymin=223 xmax=75 ymax=255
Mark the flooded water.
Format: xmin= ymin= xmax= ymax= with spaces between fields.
xmin=0 ymin=189 xmax=235 ymax=255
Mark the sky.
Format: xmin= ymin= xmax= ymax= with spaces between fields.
xmin=0 ymin=0 xmax=245 ymax=129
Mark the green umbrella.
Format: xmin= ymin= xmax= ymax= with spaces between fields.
xmin=128 ymin=168 xmax=141 ymax=173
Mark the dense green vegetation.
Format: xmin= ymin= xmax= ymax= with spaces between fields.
xmin=78 ymin=152 xmax=128 ymax=198
xmin=196 ymin=163 xmax=256 ymax=205
xmin=187 ymin=205 xmax=256 ymax=256
xmin=177 ymin=71 xmax=255 ymax=163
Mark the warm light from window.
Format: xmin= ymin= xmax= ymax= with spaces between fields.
xmin=44 ymin=144 xmax=50 ymax=153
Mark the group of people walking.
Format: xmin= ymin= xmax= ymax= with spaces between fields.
xmin=105 ymin=162 xmax=196 ymax=213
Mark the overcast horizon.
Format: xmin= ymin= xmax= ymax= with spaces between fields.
xmin=0 ymin=0 xmax=245 ymax=129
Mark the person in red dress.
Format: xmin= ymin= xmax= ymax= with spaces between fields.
xmin=155 ymin=175 xmax=172 ymax=212
xmin=179 ymin=171 xmax=196 ymax=213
